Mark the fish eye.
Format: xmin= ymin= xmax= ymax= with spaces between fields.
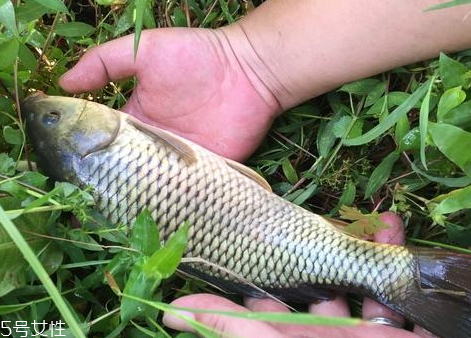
xmin=42 ymin=111 xmax=61 ymax=125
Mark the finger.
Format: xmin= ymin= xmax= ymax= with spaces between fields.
xmin=59 ymin=33 xmax=138 ymax=93
xmin=362 ymin=212 xmax=406 ymax=326
xmin=308 ymin=296 xmax=351 ymax=317
xmin=162 ymin=293 xmax=285 ymax=338
xmin=244 ymin=297 xmax=290 ymax=313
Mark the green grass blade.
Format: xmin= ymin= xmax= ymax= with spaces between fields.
xmin=0 ymin=205 xmax=86 ymax=338
xmin=426 ymin=0 xmax=471 ymax=11
xmin=419 ymin=75 xmax=436 ymax=170
xmin=343 ymin=79 xmax=431 ymax=146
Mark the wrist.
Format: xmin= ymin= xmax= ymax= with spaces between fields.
xmin=213 ymin=23 xmax=290 ymax=116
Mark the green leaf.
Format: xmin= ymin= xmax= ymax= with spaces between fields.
xmin=172 ymin=7 xmax=187 ymax=27
xmin=3 ymin=125 xmax=23 ymax=145
xmin=344 ymin=79 xmax=431 ymax=146
xmin=120 ymin=257 xmax=160 ymax=322
xmin=394 ymin=114 xmax=410 ymax=145
xmin=55 ymin=22 xmax=95 ymax=37
xmin=34 ymin=0 xmax=68 ymax=13
xmin=439 ymin=53 xmax=470 ymax=89
xmin=133 ymin=0 xmax=152 ymax=57
xmin=0 ymin=0 xmax=18 ymax=35
xmin=333 ymin=116 xmax=352 ymax=138
xmin=338 ymin=78 xmax=381 ymax=96
xmin=339 ymin=206 xmax=388 ymax=237
xmin=143 ymin=222 xmax=189 ymax=280
xmin=0 ymin=37 xmax=19 ymax=70
xmin=331 ymin=181 xmax=356 ymax=215
xmin=0 ymin=153 xmax=15 ymax=175
xmin=429 ymin=185 xmax=471 ymax=216
xmin=409 ymin=161 xmax=471 ymax=188
xmin=418 ymin=75 xmax=435 ymax=170
xmin=16 ymin=0 xmax=51 ymax=22
xmin=437 ymin=86 xmax=466 ymax=122
xmin=18 ymin=43 xmax=38 ymax=71
xmin=317 ymin=111 xmax=344 ymax=157
xmin=281 ymin=158 xmax=298 ymax=184
xmin=130 ymin=209 xmax=160 ymax=256
xmin=428 ymin=122 xmax=471 ymax=177
xmin=364 ymin=152 xmax=399 ymax=198
xmin=441 ymin=99 xmax=471 ymax=128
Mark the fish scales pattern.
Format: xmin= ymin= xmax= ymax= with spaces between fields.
xmin=79 ymin=120 xmax=414 ymax=303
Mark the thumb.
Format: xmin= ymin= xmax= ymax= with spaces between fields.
xmin=59 ymin=33 xmax=138 ymax=93
xmin=163 ymin=294 xmax=285 ymax=338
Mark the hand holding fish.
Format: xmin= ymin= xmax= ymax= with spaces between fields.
xmin=162 ymin=213 xmax=435 ymax=338
xmin=59 ymin=0 xmax=471 ymax=162
xmin=59 ymin=28 xmax=279 ymax=162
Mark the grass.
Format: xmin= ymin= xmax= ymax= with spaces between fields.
xmin=1 ymin=0 xmax=471 ymax=337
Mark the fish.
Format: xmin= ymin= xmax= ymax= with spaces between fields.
xmin=22 ymin=92 xmax=471 ymax=338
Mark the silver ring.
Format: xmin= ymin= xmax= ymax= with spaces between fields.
xmin=369 ymin=316 xmax=404 ymax=328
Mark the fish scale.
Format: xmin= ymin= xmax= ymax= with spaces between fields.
xmin=76 ymin=118 xmax=414 ymax=303
xmin=24 ymin=94 xmax=471 ymax=338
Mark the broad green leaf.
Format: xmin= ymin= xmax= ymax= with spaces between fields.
xmin=418 ymin=75 xmax=435 ymax=170
xmin=395 ymin=114 xmax=410 ymax=145
xmin=143 ymin=222 xmax=189 ymax=279
xmin=430 ymin=185 xmax=471 ymax=216
xmin=437 ymin=86 xmax=466 ymax=122
xmin=339 ymin=78 xmax=381 ymax=96
xmin=399 ymin=127 xmax=420 ymax=151
xmin=439 ymin=53 xmax=470 ymax=89
xmin=55 ymin=22 xmax=94 ymax=37
xmin=3 ymin=125 xmax=23 ymax=145
xmin=441 ymin=100 xmax=471 ymax=127
xmin=364 ymin=152 xmax=399 ymax=198
xmin=0 ymin=0 xmax=17 ymax=35
xmin=0 ymin=303 xmax=29 ymax=315
xmin=289 ymin=183 xmax=318 ymax=205
xmin=317 ymin=111 xmax=344 ymax=157
xmin=428 ymin=122 xmax=471 ymax=177
xmin=18 ymin=43 xmax=38 ymax=71
xmin=446 ymin=223 xmax=471 ymax=247
xmin=331 ymin=181 xmax=356 ymax=215
xmin=365 ymin=92 xmax=412 ymax=116
xmin=34 ymin=0 xmax=68 ymax=13
xmin=0 ymin=153 xmax=15 ymax=175
xmin=130 ymin=209 xmax=160 ymax=256
xmin=333 ymin=116 xmax=352 ymax=138
xmin=121 ymin=256 xmax=160 ymax=322
xmin=172 ymin=7 xmax=187 ymax=27
xmin=365 ymin=81 xmax=386 ymax=107
xmin=16 ymin=0 xmax=51 ymax=22
xmin=344 ymin=79 xmax=431 ymax=146
xmin=281 ymin=158 xmax=298 ymax=184
xmin=0 ymin=37 xmax=19 ymax=70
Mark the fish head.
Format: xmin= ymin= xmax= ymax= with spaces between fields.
xmin=22 ymin=92 xmax=120 ymax=181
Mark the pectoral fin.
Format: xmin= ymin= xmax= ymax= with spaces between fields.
xmin=125 ymin=114 xmax=197 ymax=165
xmin=224 ymin=158 xmax=272 ymax=192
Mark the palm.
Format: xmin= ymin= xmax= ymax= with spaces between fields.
xmin=60 ymin=28 xmax=279 ymax=161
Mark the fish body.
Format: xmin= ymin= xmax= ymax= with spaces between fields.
xmin=22 ymin=93 xmax=471 ymax=338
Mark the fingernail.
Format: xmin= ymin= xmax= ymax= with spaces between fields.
xmin=163 ymin=310 xmax=196 ymax=331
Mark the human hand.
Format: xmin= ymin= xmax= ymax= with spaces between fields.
xmin=162 ymin=212 xmax=436 ymax=338
xmin=59 ymin=28 xmax=280 ymax=161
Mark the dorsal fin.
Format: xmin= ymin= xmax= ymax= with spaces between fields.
xmin=224 ymin=158 xmax=272 ymax=192
xmin=124 ymin=114 xmax=197 ymax=165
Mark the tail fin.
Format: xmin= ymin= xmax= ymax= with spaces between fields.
xmin=393 ymin=248 xmax=471 ymax=338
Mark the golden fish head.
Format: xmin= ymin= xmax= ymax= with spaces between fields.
xmin=21 ymin=92 xmax=120 ymax=181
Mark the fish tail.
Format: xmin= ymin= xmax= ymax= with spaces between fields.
xmin=391 ymin=248 xmax=471 ymax=338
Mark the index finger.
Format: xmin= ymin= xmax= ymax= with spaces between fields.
xmin=59 ymin=34 xmax=138 ymax=93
